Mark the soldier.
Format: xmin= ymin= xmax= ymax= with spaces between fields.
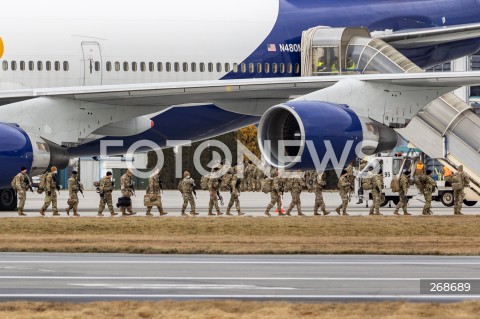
xmin=40 ymin=166 xmax=60 ymax=216
xmin=226 ymin=166 xmax=244 ymax=216
xmin=452 ymin=165 xmax=470 ymax=215
xmin=284 ymin=172 xmax=306 ymax=216
xmin=146 ymin=169 xmax=167 ymax=216
xmin=369 ymin=169 xmax=384 ymax=215
xmin=208 ymin=167 xmax=223 ymax=216
xmin=66 ymin=171 xmax=81 ymax=217
xmin=245 ymin=160 xmax=255 ymax=191
xmin=393 ymin=171 xmax=412 ymax=216
xmin=265 ymin=170 xmax=283 ymax=217
xmin=13 ymin=166 xmax=30 ymax=216
xmin=336 ymin=170 xmax=351 ymax=216
xmin=180 ymin=171 xmax=198 ymax=216
xmin=421 ymin=170 xmax=437 ymax=215
xmin=98 ymin=171 xmax=118 ymax=217
xmin=254 ymin=164 xmax=265 ymax=192
xmin=120 ymin=169 xmax=136 ymax=216
xmin=313 ymin=171 xmax=330 ymax=216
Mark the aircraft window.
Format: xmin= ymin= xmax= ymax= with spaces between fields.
xmin=272 ymin=63 xmax=278 ymax=74
xmin=95 ymin=61 xmax=100 ymax=72
xmin=149 ymin=62 xmax=154 ymax=72
xmin=106 ymin=61 xmax=112 ymax=72
xmin=63 ymin=61 xmax=69 ymax=71
xmin=55 ymin=61 xmax=60 ymax=71
xmin=217 ymin=63 xmax=222 ymax=73
xmin=132 ymin=62 xmax=138 ymax=72
xmin=11 ymin=61 xmax=17 ymax=71
xmin=191 ymin=62 xmax=197 ymax=72
xmin=295 ymin=63 xmax=300 ymax=74
xmin=123 ymin=62 xmax=129 ymax=72
xmin=248 ymin=63 xmax=254 ymax=73
xmin=233 ymin=63 xmax=238 ymax=73
xmin=264 ymin=63 xmax=270 ymax=73
xmin=2 ymin=61 xmax=7 ymax=71
xmin=225 ymin=63 xmax=230 ymax=72
xmin=115 ymin=62 xmax=120 ymax=71
xmin=29 ymin=61 xmax=34 ymax=71
xmin=166 ymin=62 xmax=171 ymax=72
xmin=46 ymin=61 xmax=51 ymax=71
xmin=140 ymin=62 xmax=146 ymax=72
xmin=183 ymin=62 xmax=188 ymax=72
xmin=256 ymin=63 xmax=262 ymax=73
xmin=287 ymin=63 xmax=292 ymax=73
xmin=200 ymin=63 xmax=205 ymax=72
xmin=208 ymin=62 xmax=213 ymax=72
xmin=157 ymin=62 xmax=163 ymax=72
xmin=37 ymin=61 xmax=43 ymax=71
xmin=174 ymin=62 xmax=180 ymax=72
xmin=20 ymin=61 xmax=25 ymax=71
xmin=241 ymin=63 xmax=246 ymax=73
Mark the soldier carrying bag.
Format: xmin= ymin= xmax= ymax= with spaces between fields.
xmin=451 ymin=174 xmax=464 ymax=191
xmin=261 ymin=178 xmax=273 ymax=194
xmin=144 ymin=194 xmax=161 ymax=207
xmin=116 ymin=196 xmax=132 ymax=208
xmin=362 ymin=178 xmax=373 ymax=190
xmin=390 ymin=177 xmax=400 ymax=193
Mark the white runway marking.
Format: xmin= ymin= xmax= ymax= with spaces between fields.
xmin=0 ymin=261 xmax=479 ymax=265
xmin=68 ymin=283 xmax=295 ymax=290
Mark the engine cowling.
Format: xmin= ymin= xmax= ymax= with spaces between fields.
xmin=258 ymin=101 xmax=398 ymax=170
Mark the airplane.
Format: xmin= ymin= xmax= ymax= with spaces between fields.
xmin=1 ymin=0 xmax=480 ymax=210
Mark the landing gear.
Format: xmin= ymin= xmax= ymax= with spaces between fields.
xmin=0 ymin=188 xmax=17 ymax=211
xmin=440 ymin=191 xmax=454 ymax=207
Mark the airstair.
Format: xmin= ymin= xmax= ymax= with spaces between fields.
xmin=302 ymin=27 xmax=480 ymax=200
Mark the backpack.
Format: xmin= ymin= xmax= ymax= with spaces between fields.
xmin=390 ymin=177 xmax=400 ymax=193
xmin=10 ymin=175 xmax=18 ymax=190
xmin=177 ymin=179 xmax=184 ymax=193
xmin=362 ymin=178 xmax=373 ymax=190
xmin=222 ymin=174 xmax=233 ymax=190
xmin=39 ymin=173 xmax=48 ymax=190
xmin=200 ymin=175 xmax=210 ymax=190
xmin=261 ymin=178 xmax=273 ymax=194
xmin=415 ymin=175 xmax=426 ymax=191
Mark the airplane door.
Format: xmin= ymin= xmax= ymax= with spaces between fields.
xmin=81 ymin=42 xmax=102 ymax=86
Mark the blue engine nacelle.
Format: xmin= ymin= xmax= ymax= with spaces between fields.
xmin=258 ymin=101 xmax=398 ymax=170
xmin=0 ymin=124 xmax=69 ymax=209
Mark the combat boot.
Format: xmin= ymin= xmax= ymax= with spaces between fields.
xmin=191 ymin=211 xmax=199 ymax=216
xmin=146 ymin=212 xmax=154 ymax=217
xmin=52 ymin=212 xmax=60 ymax=216
xmin=314 ymin=211 xmax=322 ymax=216
xmin=404 ymin=211 xmax=411 ymax=216
xmin=342 ymin=211 xmax=349 ymax=216
xmin=66 ymin=208 xmax=70 ymax=216
xmin=97 ymin=213 xmax=104 ymax=217
xmin=374 ymin=212 xmax=383 ymax=215
xmin=110 ymin=212 xmax=118 ymax=216
xmin=207 ymin=212 xmax=216 ymax=216
xmin=225 ymin=211 xmax=233 ymax=216
xmin=237 ymin=212 xmax=245 ymax=216
xmin=160 ymin=211 xmax=168 ymax=216
xmin=181 ymin=212 xmax=188 ymax=217
xmin=17 ymin=210 xmax=26 ymax=217
xmin=393 ymin=210 xmax=401 ymax=216
xmin=217 ymin=212 xmax=224 ymax=216
xmin=335 ymin=207 xmax=341 ymax=215
xmin=298 ymin=212 xmax=306 ymax=217
xmin=73 ymin=210 xmax=80 ymax=217
xmin=323 ymin=210 xmax=331 ymax=216
xmin=264 ymin=211 xmax=271 ymax=217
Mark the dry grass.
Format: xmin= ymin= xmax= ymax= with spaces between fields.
xmin=0 ymin=216 xmax=479 ymax=255
xmin=0 ymin=301 xmax=479 ymax=319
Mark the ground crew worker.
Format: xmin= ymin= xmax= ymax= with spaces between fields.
xmin=40 ymin=166 xmax=60 ymax=217
xmin=66 ymin=171 xmax=81 ymax=217
xmin=208 ymin=167 xmax=223 ymax=216
xmin=265 ymin=170 xmax=283 ymax=217
xmin=226 ymin=166 xmax=244 ymax=216
xmin=313 ymin=171 xmax=330 ymax=216
xmin=443 ymin=166 xmax=453 ymax=185
xmin=120 ymin=170 xmax=136 ymax=216
xmin=316 ymin=56 xmax=326 ymax=72
xmin=452 ymin=165 xmax=470 ymax=215
xmin=13 ymin=166 xmax=30 ymax=216
xmin=336 ymin=170 xmax=351 ymax=216
xmin=422 ymin=170 xmax=437 ymax=216
xmin=181 ymin=171 xmax=198 ymax=216
xmin=394 ymin=171 xmax=411 ymax=216
xmin=369 ymin=169 xmax=384 ymax=215
xmin=98 ymin=171 xmax=118 ymax=217
xmin=146 ymin=169 xmax=167 ymax=216
xmin=331 ymin=56 xmax=339 ymax=73
xmin=284 ymin=172 xmax=306 ymax=216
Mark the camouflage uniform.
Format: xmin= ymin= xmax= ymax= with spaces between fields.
xmin=14 ymin=172 xmax=29 ymax=216
xmin=421 ymin=174 xmax=436 ymax=215
xmin=369 ymin=173 xmax=384 ymax=215
xmin=226 ymin=174 xmax=244 ymax=216
xmin=265 ymin=176 xmax=283 ymax=216
xmin=285 ymin=176 xmax=306 ymax=216
xmin=146 ymin=174 xmax=166 ymax=216
xmin=245 ymin=162 xmax=255 ymax=191
xmin=98 ymin=177 xmax=116 ymax=216
xmin=336 ymin=174 xmax=351 ymax=215
xmin=181 ymin=176 xmax=197 ymax=216
xmin=313 ymin=172 xmax=330 ymax=216
xmin=66 ymin=175 xmax=80 ymax=217
xmin=120 ymin=173 xmax=136 ymax=215
xmin=394 ymin=174 xmax=411 ymax=216
xmin=40 ymin=172 xmax=59 ymax=216
xmin=452 ymin=168 xmax=470 ymax=215
xmin=208 ymin=176 xmax=223 ymax=216
xmin=254 ymin=166 xmax=265 ymax=192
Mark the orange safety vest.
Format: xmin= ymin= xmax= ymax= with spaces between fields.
xmin=443 ymin=167 xmax=453 ymax=177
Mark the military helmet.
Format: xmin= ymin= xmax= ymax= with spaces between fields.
xmin=183 ymin=171 xmax=190 ymax=178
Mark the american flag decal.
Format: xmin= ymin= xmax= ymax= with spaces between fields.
xmin=267 ymin=44 xmax=277 ymax=52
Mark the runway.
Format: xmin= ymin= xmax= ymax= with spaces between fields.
xmin=1 ymin=190 xmax=478 ymax=217
xmin=0 ymin=253 xmax=479 ymax=302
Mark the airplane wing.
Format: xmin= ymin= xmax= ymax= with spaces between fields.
xmin=375 ymin=22 xmax=480 ymax=49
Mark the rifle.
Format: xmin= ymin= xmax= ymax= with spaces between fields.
xmin=24 ymin=175 xmax=34 ymax=193
xmin=130 ymin=182 xmax=136 ymax=197
xmin=53 ymin=173 xmax=60 ymax=193
xmin=76 ymin=179 xmax=85 ymax=198
xmin=192 ymin=188 xmax=197 ymax=199
xmin=159 ymin=179 xmax=164 ymax=194
xmin=217 ymin=190 xmax=224 ymax=206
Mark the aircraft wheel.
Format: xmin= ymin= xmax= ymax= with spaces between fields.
xmin=0 ymin=188 xmax=17 ymax=211
xmin=440 ymin=191 xmax=454 ymax=207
